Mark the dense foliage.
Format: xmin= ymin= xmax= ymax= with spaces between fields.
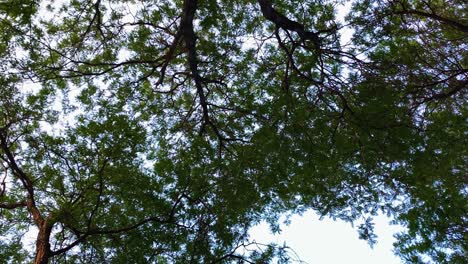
xmin=0 ymin=0 xmax=466 ymax=263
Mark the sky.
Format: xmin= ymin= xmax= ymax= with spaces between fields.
xmin=250 ymin=210 xmax=404 ymax=264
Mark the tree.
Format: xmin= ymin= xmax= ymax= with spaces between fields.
xmin=0 ymin=0 xmax=466 ymax=263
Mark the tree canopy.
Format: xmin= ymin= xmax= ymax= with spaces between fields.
xmin=0 ymin=0 xmax=466 ymax=263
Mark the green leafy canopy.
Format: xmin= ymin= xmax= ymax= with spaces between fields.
xmin=0 ymin=0 xmax=466 ymax=263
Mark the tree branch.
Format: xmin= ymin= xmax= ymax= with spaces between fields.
xmin=181 ymin=0 xmax=209 ymax=126
xmin=257 ymin=0 xmax=320 ymax=48
xmin=0 ymin=133 xmax=44 ymax=225
xmin=0 ymin=201 xmax=27 ymax=209
xmin=393 ymin=9 xmax=468 ymax=33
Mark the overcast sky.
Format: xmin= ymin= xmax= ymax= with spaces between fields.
xmin=250 ymin=210 xmax=404 ymax=264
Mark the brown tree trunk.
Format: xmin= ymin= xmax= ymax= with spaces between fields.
xmin=34 ymin=221 xmax=53 ymax=264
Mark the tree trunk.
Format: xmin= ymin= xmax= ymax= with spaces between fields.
xmin=34 ymin=221 xmax=53 ymax=264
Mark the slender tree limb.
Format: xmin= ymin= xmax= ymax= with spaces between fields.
xmin=0 ymin=133 xmax=44 ymax=225
xmin=51 ymin=204 xmax=180 ymax=256
xmin=393 ymin=9 xmax=468 ymax=33
xmin=257 ymin=0 xmax=320 ymax=48
xmin=0 ymin=201 xmax=27 ymax=209
xmin=274 ymin=26 xmax=322 ymax=85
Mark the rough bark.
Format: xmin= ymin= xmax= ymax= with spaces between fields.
xmin=34 ymin=220 xmax=53 ymax=264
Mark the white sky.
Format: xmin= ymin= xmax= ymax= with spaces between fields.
xmin=250 ymin=210 xmax=404 ymax=264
